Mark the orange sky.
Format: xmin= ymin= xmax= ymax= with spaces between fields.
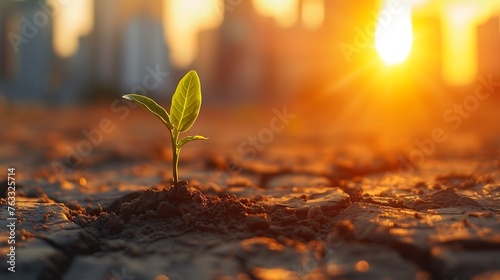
xmin=51 ymin=0 xmax=500 ymax=86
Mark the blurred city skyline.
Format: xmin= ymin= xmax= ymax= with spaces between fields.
xmin=0 ymin=0 xmax=499 ymax=107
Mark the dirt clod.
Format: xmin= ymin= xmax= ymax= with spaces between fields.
xmin=246 ymin=213 xmax=270 ymax=231
xmin=429 ymin=188 xmax=482 ymax=209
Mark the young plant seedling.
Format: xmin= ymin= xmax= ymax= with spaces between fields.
xmin=123 ymin=70 xmax=208 ymax=184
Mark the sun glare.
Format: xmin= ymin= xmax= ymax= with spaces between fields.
xmin=440 ymin=1 xmax=500 ymax=86
xmin=53 ymin=0 xmax=93 ymax=57
xmin=302 ymin=0 xmax=324 ymax=29
xmin=165 ymin=0 xmax=302 ymax=67
xmin=253 ymin=0 xmax=299 ymax=28
xmin=375 ymin=0 xmax=413 ymax=65
xmin=164 ymin=0 xmax=222 ymax=67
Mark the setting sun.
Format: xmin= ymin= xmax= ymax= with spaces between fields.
xmin=375 ymin=0 xmax=413 ymax=65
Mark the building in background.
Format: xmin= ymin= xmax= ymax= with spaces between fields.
xmin=92 ymin=0 xmax=171 ymax=101
xmin=0 ymin=0 xmax=173 ymax=105
xmin=0 ymin=0 xmax=54 ymax=103
xmin=478 ymin=16 xmax=500 ymax=82
xmin=0 ymin=0 xmax=498 ymax=106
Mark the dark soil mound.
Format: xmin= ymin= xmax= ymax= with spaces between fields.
xmin=74 ymin=181 xmax=346 ymax=242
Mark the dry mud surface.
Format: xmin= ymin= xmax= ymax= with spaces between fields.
xmin=0 ymin=107 xmax=499 ymax=280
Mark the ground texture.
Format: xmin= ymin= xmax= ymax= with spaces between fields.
xmin=0 ymin=106 xmax=499 ymax=280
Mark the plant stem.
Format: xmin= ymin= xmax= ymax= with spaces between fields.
xmin=171 ymin=131 xmax=179 ymax=184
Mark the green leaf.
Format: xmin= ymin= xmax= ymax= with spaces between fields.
xmin=170 ymin=70 xmax=202 ymax=132
xmin=122 ymin=94 xmax=173 ymax=129
xmin=177 ymin=135 xmax=208 ymax=148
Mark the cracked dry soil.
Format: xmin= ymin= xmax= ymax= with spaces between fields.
xmin=1 ymin=107 xmax=499 ymax=280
